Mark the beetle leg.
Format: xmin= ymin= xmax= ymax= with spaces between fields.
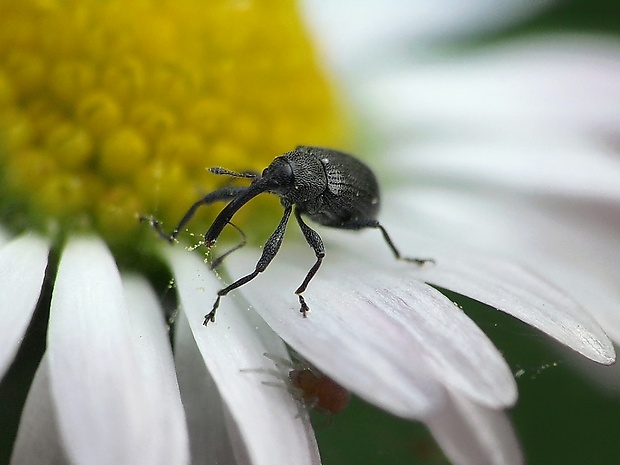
xmin=293 ymin=208 xmax=325 ymax=317
xmin=209 ymin=221 xmax=246 ymax=270
xmin=204 ymin=205 xmax=293 ymax=325
xmin=140 ymin=185 xmax=248 ymax=242
xmin=353 ymin=219 xmax=434 ymax=266
xmin=377 ymin=223 xmax=434 ymax=265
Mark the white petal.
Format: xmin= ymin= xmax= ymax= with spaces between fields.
xmin=419 ymin=254 xmax=615 ymax=365
xmin=321 ymin=188 xmax=615 ymax=366
xmin=47 ymin=236 xmax=161 ymax=465
xmin=11 ymin=357 xmax=69 ymax=465
xmin=122 ymin=274 xmax=190 ymax=465
xmin=0 ymin=234 xmax=49 ymax=379
xmin=403 ymin=185 xmax=620 ymax=344
xmin=369 ymin=268 xmax=517 ymax=408
xmin=165 ymin=248 xmax=321 ymax=465
xmin=380 ymin=183 xmax=617 ymax=363
xmin=390 ymin=138 xmax=620 ymax=202
xmin=549 ymin=267 xmax=620 ymax=345
xmin=391 ymin=152 xmax=620 ymax=342
xmin=362 ymin=35 xmax=620 ymax=140
xmin=302 ymin=0 xmax=553 ymax=78
xmin=427 ymin=392 xmax=523 ymax=465
xmin=174 ymin=308 xmax=242 ymax=465
xmin=223 ymin=246 xmax=513 ymax=414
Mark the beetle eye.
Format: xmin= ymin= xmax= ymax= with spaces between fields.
xmin=277 ymin=163 xmax=293 ymax=184
xmin=263 ymin=158 xmax=293 ymax=187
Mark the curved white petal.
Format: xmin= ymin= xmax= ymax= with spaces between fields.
xmin=302 ymin=0 xmax=553 ymax=78
xmin=374 ymin=171 xmax=618 ymax=364
xmin=420 ymin=254 xmax=615 ymax=365
xmin=391 ymin=138 xmax=620 ymax=202
xmin=319 ymin=212 xmax=616 ymax=368
xmin=346 ymin=221 xmax=615 ymax=365
xmin=165 ymin=247 xmax=321 ymax=465
xmin=174 ymin=309 xmax=244 ymax=465
xmin=10 ymin=357 xmax=69 ymax=465
xmin=549 ymin=267 xmax=620 ymax=346
xmin=368 ymin=268 xmax=516 ymax=408
xmin=122 ymin=274 xmax=190 ymax=465
xmin=0 ymin=234 xmax=49 ymax=379
xmin=223 ymin=245 xmax=515 ymax=414
xmin=389 ymin=178 xmax=620 ymax=348
xmin=428 ymin=392 xmax=523 ymax=465
xmin=362 ymin=35 xmax=620 ymax=140
xmin=47 ymin=236 xmax=164 ymax=465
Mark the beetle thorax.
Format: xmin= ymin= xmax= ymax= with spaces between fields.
xmin=279 ymin=151 xmax=327 ymax=204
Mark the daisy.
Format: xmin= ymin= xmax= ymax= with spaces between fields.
xmin=0 ymin=3 xmax=617 ymax=465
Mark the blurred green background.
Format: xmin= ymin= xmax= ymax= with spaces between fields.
xmin=1 ymin=1 xmax=620 ymax=464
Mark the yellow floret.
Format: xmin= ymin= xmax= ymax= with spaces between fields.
xmin=0 ymin=0 xmax=343 ymax=257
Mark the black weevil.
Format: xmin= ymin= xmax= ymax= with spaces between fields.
xmin=142 ymin=146 xmax=433 ymax=324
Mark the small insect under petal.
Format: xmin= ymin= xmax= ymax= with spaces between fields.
xmin=245 ymin=352 xmax=351 ymax=416
xmin=288 ymin=364 xmax=350 ymax=415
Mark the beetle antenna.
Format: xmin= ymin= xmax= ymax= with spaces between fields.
xmin=204 ymin=177 xmax=272 ymax=246
xmin=209 ymin=167 xmax=257 ymax=179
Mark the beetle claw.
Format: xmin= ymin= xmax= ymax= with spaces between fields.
xmin=298 ymin=295 xmax=310 ymax=318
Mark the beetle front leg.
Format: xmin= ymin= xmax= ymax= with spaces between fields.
xmin=140 ymin=185 xmax=248 ymax=242
xmin=294 ymin=208 xmax=325 ymax=317
xmin=203 ymin=205 xmax=293 ymax=325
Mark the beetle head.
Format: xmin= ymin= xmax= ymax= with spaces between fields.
xmin=204 ymin=157 xmax=294 ymax=246
xmin=204 ymin=176 xmax=272 ymax=246
xmin=260 ymin=156 xmax=294 ymax=196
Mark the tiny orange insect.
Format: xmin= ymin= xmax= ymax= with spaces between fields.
xmin=287 ymin=365 xmax=350 ymax=415
xmin=258 ymin=353 xmax=350 ymax=416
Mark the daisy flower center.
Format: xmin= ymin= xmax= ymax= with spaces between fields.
xmin=0 ymin=0 xmax=343 ymax=257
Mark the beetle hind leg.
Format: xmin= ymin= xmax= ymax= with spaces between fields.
xmin=354 ymin=219 xmax=434 ymax=266
xmin=375 ymin=223 xmax=434 ymax=265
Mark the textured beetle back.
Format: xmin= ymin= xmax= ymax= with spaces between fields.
xmin=296 ymin=146 xmax=381 ymax=228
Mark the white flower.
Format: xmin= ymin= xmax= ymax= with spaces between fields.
xmin=2 ymin=2 xmax=619 ymax=465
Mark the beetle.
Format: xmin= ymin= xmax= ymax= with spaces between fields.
xmin=142 ymin=145 xmax=433 ymax=324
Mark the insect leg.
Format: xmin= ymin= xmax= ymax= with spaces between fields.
xmin=293 ymin=208 xmax=325 ymax=317
xmin=209 ymin=221 xmax=246 ymax=270
xmin=204 ymin=205 xmax=293 ymax=325
xmin=140 ymin=185 xmax=248 ymax=242
xmin=354 ymin=219 xmax=434 ymax=265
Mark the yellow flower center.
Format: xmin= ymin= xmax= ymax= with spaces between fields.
xmin=0 ymin=0 xmax=343 ymax=258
